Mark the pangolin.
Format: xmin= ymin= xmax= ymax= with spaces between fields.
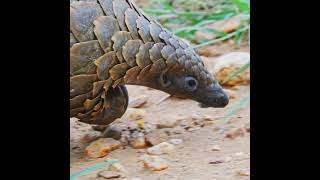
xmin=70 ymin=0 xmax=229 ymax=127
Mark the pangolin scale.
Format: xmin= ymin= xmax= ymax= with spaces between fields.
xmin=70 ymin=0 xmax=229 ymax=126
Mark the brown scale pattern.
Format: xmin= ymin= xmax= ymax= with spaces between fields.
xmin=70 ymin=0 xmax=214 ymax=125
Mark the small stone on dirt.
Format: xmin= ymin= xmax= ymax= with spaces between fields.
xmin=244 ymin=123 xmax=250 ymax=132
xmin=236 ymin=169 xmax=250 ymax=176
xmin=109 ymin=162 xmax=127 ymax=172
xmin=101 ymin=125 xmax=122 ymax=140
xmin=225 ymin=128 xmax=246 ymax=139
xmin=81 ymin=131 xmax=102 ymax=143
xmin=147 ymin=142 xmax=175 ymax=155
xmin=97 ymin=170 xmax=121 ymax=179
xmin=139 ymin=154 xmax=168 ymax=171
xmin=130 ymin=132 xmax=147 ymax=149
xmin=211 ymin=145 xmax=221 ymax=151
xmin=168 ymin=139 xmax=183 ymax=145
xmin=187 ymin=127 xmax=201 ymax=132
xmin=145 ymin=130 xmax=169 ymax=145
xmin=212 ymin=52 xmax=250 ymax=86
xmin=129 ymin=95 xmax=149 ymax=108
xmin=85 ymin=138 xmax=121 ymax=158
xmin=169 ymin=126 xmax=185 ymax=135
xmin=156 ymin=118 xmax=178 ymax=129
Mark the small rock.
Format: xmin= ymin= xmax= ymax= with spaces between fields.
xmin=211 ymin=145 xmax=221 ymax=151
xmin=212 ymin=52 xmax=250 ymax=86
xmin=129 ymin=95 xmax=149 ymax=108
xmin=187 ymin=127 xmax=201 ymax=132
xmin=203 ymin=121 xmax=215 ymax=127
xmin=147 ymin=142 xmax=175 ymax=155
xmin=180 ymin=119 xmax=194 ymax=129
xmin=156 ymin=119 xmax=178 ymax=129
xmin=225 ymin=128 xmax=246 ymax=139
xmin=130 ymin=132 xmax=147 ymax=149
xmin=109 ymin=162 xmax=127 ymax=178
xmin=244 ymin=123 xmax=250 ymax=132
xmin=191 ymin=113 xmax=202 ymax=120
xmin=168 ymin=139 xmax=183 ymax=145
xmin=97 ymin=170 xmax=121 ymax=179
xmin=85 ymin=138 xmax=121 ymax=158
xmin=236 ymin=169 xmax=250 ymax=176
xmin=145 ymin=130 xmax=169 ymax=146
xmin=101 ymin=125 xmax=122 ymax=140
xmin=203 ymin=115 xmax=215 ymax=121
xmin=81 ymin=131 xmax=102 ymax=143
xmin=169 ymin=126 xmax=185 ymax=135
xmin=139 ymin=154 xmax=168 ymax=171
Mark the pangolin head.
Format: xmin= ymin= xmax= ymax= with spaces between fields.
xmin=142 ymin=38 xmax=229 ymax=108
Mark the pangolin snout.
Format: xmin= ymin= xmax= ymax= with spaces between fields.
xmin=198 ymin=83 xmax=229 ymax=108
xmin=214 ymin=92 xmax=229 ymax=107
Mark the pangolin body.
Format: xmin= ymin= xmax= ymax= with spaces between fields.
xmin=70 ymin=0 xmax=229 ymax=126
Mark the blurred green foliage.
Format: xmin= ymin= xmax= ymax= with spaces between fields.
xmin=141 ymin=0 xmax=250 ymax=48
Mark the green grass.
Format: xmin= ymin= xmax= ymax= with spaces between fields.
xmin=142 ymin=0 xmax=250 ymax=47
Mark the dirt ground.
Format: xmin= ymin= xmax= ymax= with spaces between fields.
xmin=70 ymin=61 xmax=250 ymax=180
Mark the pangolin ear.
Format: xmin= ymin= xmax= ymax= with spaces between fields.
xmin=159 ymin=68 xmax=172 ymax=88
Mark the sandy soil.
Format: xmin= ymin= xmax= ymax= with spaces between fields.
xmin=70 ymin=81 xmax=250 ymax=180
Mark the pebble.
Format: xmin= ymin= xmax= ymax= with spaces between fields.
xmin=97 ymin=170 xmax=121 ymax=179
xmin=130 ymin=132 xmax=147 ymax=149
xmin=147 ymin=142 xmax=175 ymax=155
xmin=236 ymin=169 xmax=250 ymax=176
xmin=187 ymin=127 xmax=201 ymax=132
xmin=145 ymin=130 xmax=169 ymax=145
xmin=244 ymin=123 xmax=250 ymax=132
xmin=101 ymin=125 xmax=122 ymax=140
xmin=168 ymin=139 xmax=183 ymax=145
xmin=85 ymin=138 xmax=121 ymax=158
xmin=156 ymin=118 xmax=178 ymax=129
xmin=169 ymin=127 xmax=185 ymax=135
xmin=225 ymin=128 xmax=246 ymax=139
xmin=109 ymin=162 xmax=127 ymax=177
xmin=80 ymin=131 xmax=102 ymax=143
xmin=212 ymin=52 xmax=250 ymax=86
xmin=211 ymin=145 xmax=221 ymax=151
xmin=139 ymin=154 xmax=169 ymax=171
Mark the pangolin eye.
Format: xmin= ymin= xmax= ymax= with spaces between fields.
xmin=185 ymin=76 xmax=198 ymax=91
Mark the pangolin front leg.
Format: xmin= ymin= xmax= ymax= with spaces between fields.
xmin=79 ymin=85 xmax=128 ymax=125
